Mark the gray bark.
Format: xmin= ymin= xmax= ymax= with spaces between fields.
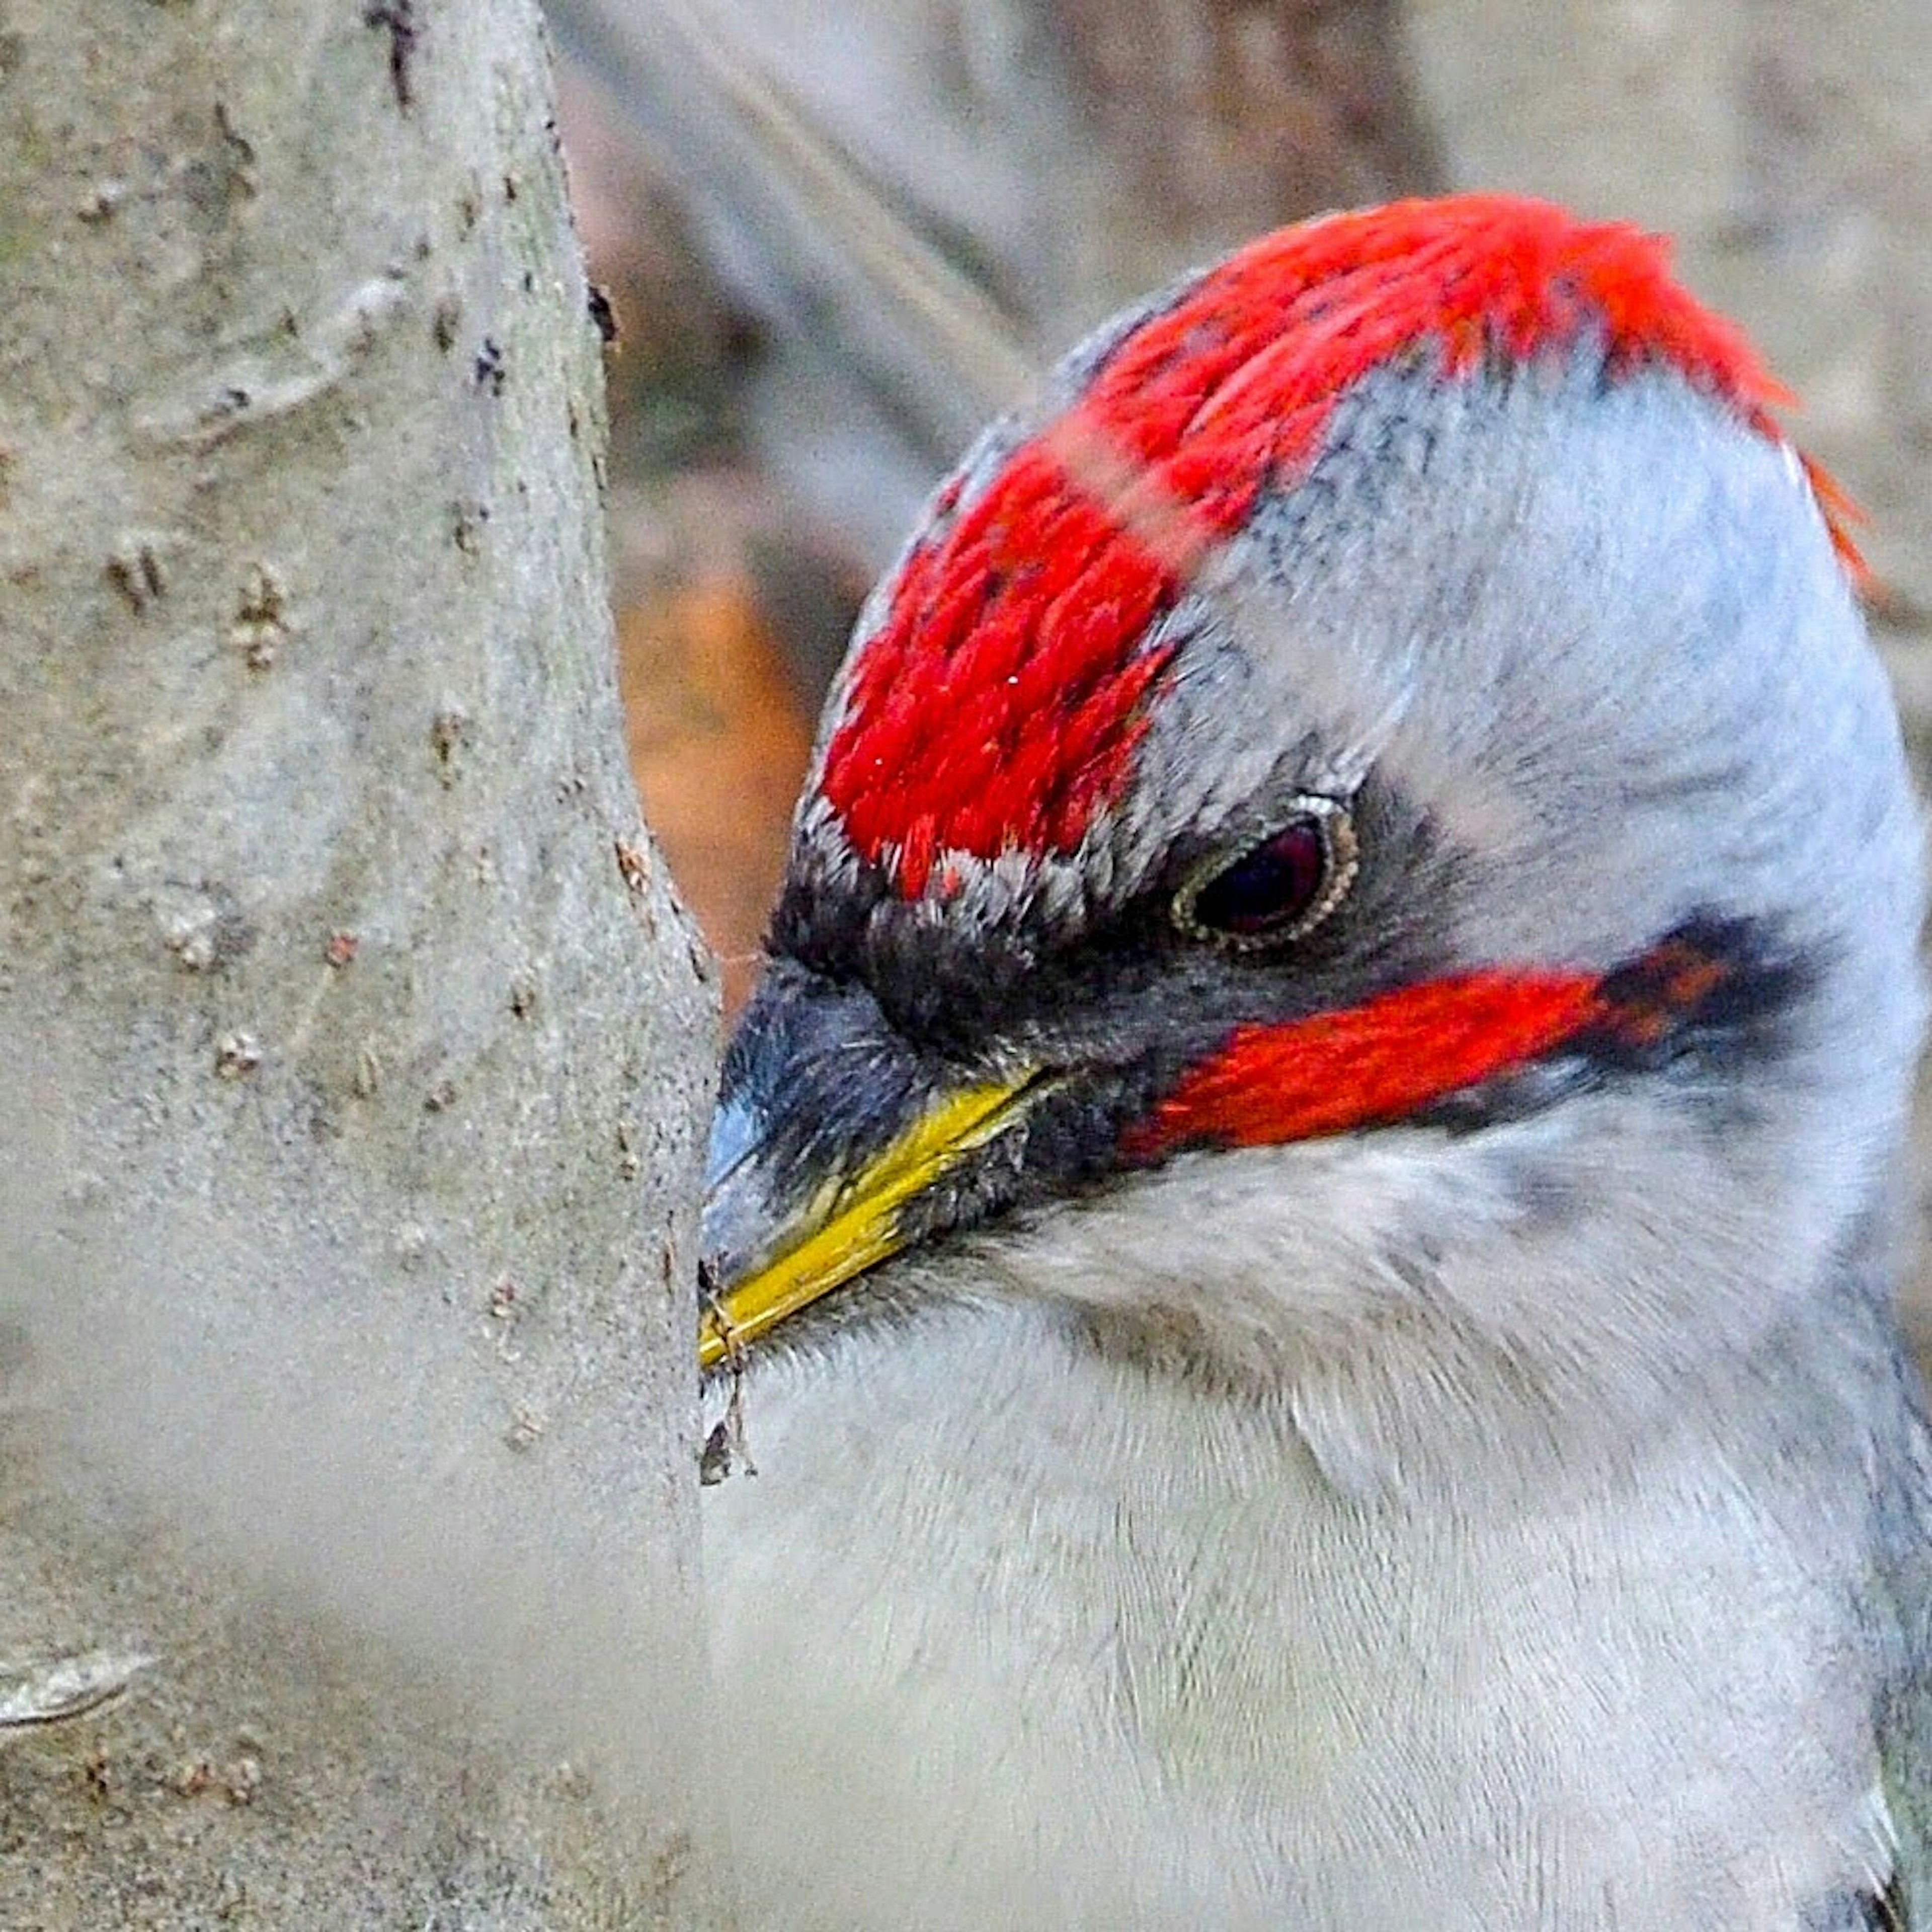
xmin=0 ymin=2 xmax=730 ymax=1924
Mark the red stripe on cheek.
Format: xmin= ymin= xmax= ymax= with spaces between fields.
xmin=1122 ymin=971 xmax=1608 ymax=1160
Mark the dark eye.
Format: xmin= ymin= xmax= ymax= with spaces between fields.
xmin=1172 ymin=798 xmax=1357 ymax=949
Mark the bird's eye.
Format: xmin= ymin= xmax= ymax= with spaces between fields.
xmin=1172 ymin=798 xmax=1357 ymax=950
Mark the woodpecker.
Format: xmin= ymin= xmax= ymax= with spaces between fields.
xmin=696 ymin=195 xmax=1932 ymax=1929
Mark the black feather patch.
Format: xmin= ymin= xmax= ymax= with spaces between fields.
xmin=1575 ymin=914 xmax=1813 ymax=1076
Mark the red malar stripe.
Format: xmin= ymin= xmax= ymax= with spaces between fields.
xmin=1122 ymin=970 xmax=1608 ymax=1160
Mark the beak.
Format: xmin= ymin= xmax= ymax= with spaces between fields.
xmin=698 ymin=966 xmax=1044 ymax=1370
xmin=699 ymin=1075 xmax=1039 ymax=1367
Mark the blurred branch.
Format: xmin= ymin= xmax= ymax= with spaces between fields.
xmin=549 ymin=0 xmax=1440 ymax=562
xmin=551 ymin=0 xmax=1037 ymax=455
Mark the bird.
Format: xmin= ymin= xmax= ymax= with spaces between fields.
xmin=694 ymin=193 xmax=1932 ymax=1929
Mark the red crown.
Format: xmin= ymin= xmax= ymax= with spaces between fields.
xmin=820 ymin=194 xmax=1857 ymax=899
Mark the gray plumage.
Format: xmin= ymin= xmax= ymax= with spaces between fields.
xmin=698 ymin=227 xmax=1932 ymax=1928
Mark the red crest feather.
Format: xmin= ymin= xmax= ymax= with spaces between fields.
xmin=821 ymin=194 xmax=1857 ymax=898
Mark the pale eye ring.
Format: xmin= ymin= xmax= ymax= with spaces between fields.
xmin=1171 ymin=796 xmax=1358 ymax=950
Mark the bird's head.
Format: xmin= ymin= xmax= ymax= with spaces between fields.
xmin=700 ymin=195 xmax=1923 ymax=1406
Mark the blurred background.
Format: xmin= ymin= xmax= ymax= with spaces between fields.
xmin=544 ymin=0 xmax=1930 ymax=1330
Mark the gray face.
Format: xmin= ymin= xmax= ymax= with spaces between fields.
xmin=705 ymin=339 xmax=1924 ymax=1380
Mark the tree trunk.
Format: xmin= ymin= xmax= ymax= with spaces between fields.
xmin=0 ymin=3 xmax=730 ymax=1924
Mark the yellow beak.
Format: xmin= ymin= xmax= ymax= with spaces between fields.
xmin=698 ymin=1072 xmax=1039 ymax=1369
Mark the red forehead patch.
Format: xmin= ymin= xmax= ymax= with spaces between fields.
xmin=820 ymin=194 xmax=1855 ymax=898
